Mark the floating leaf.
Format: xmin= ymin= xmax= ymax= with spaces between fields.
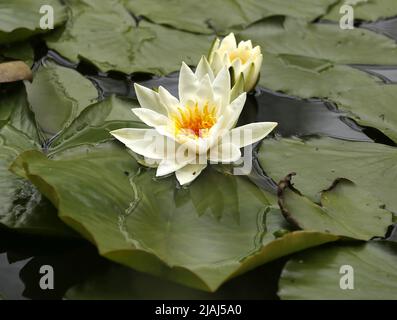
xmin=46 ymin=0 xmax=150 ymax=74
xmin=12 ymin=144 xmax=338 ymax=291
xmin=1 ymin=42 xmax=34 ymax=66
xmin=0 ymin=0 xmax=66 ymax=45
xmin=259 ymin=137 xmax=397 ymax=214
xmin=239 ymin=17 xmax=397 ymax=65
xmin=48 ymin=96 xmax=145 ymax=154
xmin=279 ymin=241 xmax=397 ymax=300
xmin=324 ymin=0 xmax=397 ymax=22
xmin=259 ymin=52 xmax=380 ymax=99
xmin=0 ymin=88 xmax=74 ymax=236
xmin=123 ymin=0 xmax=337 ymax=34
xmin=25 ymin=61 xmax=98 ymax=138
xmin=46 ymin=0 xmax=211 ymax=75
xmin=278 ymin=175 xmax=392 ymax=240
xmin=332 ymin=85 xmax=397 ymax=143
xmin=130 ymin=21 xmax=212 ymax=75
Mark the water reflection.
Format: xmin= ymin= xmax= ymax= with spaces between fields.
xmin=362 ymin=17 xmax=397 ymax=42
xmin=0 ymin=228 xmax=283 ymax=300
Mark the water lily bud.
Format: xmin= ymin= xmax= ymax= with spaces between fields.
xmin=208 ymin=33 xmax=263 ymax=93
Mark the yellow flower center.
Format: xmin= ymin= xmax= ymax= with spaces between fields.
xmin=229 ymin=48 xmax=251 ymax=64
xmin=172 ymin=102 xmax=217 ymax=138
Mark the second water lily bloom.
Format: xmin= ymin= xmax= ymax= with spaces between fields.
xmin=111 ymin=57 xmax=277 ymax=186
xmin=209 ymin=32 xmax=263 ymax=93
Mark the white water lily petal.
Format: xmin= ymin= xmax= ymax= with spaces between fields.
xmin=134 ymin=83 xmax=167 ymax=115
xmin=208 ymin=38 xmax=220 ymax=62
xmin=132 ymin=108 xmax=171 ymax=129
xmin=221 ymin=33 xmax=237 ymax=50
xmin=195 ymin=56 xmax=214 ymax=82
xmin=179 ymin=62 xmax=198 ymax=105
xmin=175 ymin=163 xmax=207 ymax=186
xmin=212 ymin=67 xmax=230 ymax=111
xmin=223 ymin=92 xmax=247 ymax=130
xmin=230 ymin=122 xmax=278 ymax=148
xmin=196 ymin=74 xmax=214 ymax=106
xmin=156 ymin=154 xmax=196 ymax=177
xmin=209 ymin=142 xmax=241 ymax=163
xmin=158 ymin=86 xmax=180 ymax=115
xmin=210 ymin=52 xmax=225 ymax=75
xmin=110 ymin=128 xmax=168 ymax=160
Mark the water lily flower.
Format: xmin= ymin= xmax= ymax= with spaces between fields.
xmin=110 ymin=57 xmax=276 ymax=186
xmin=208 ymin=32 xmax=263 ymax=93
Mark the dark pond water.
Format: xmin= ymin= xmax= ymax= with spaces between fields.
xmin=2 ymin=18 xmax=397 ymax=299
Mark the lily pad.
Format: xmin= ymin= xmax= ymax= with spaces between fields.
xmin=324 ymin=0 xmax=397 ymax=22
xmin=25 ymin=61 xmax=98 ymax=138
xmin=260 ymin=52 xmax=380 ymax=99
xmin=46 ymin=0 xmax=210 ymax=75
xmin=278 ymin=175 xmax=392 ymax=240
xmin=123 ymin=0 xmax=337 ymax=34
xmin=279 ymin=241 xmax=397 ymax=299
xmin=332 ymin=85 xmax=397 ymax=143
xmin=130 ymin=21 xmax=212 ymax=75
xmin=259 ymin=137 xmax=397 ymax=214
xmin=0 ymin=88 xmax=74 ymax=236
xmin=46 ymin=0 xmax=150 ymax=74
xmin=0 ymin=0 xmax=67 ymax=45
xmin=12 ymin=143 xmax=339 ymax=291
xmin=48 ymin=96 xmax=146 ymax=154
xmin=239 ymin=17 xmax=397 ymax=65
xmin=1 ymin=42 xmax=34 ymax=66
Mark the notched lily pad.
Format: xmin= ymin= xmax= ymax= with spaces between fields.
xmin=11 ymin=143 xmax=340 ymax=291
xmin=259 ymin=137 xmax=397 ymax=215
xmin=278 ymin=174 xmax=392 ymax=240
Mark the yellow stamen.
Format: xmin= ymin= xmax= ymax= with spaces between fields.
xmin=172 ymin=102 xmax=217 ymax=138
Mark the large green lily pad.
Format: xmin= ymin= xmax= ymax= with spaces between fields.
xmin=279 ymin=241 xmax=397 ymax=299
xmin=324 ymin=0 xmax=397 ymax=22
xmin=278 ymin=175 xmax=392 ymax=240
xmin=129 ymin=21 xmax=212 ymax=75
xmin=46 ymin=0 xmax=211 ymax=75
xmin=260 ymin=52 xmax=380 ymax=99
xmin=259 ymin=137 xmax=397 ymax=214
xmin=332 ymin=85 xmax=397 ymax=143
xmin=12 ymin=143 xmax=339 ymax=291
xmin=25 ymin=61 xmax=98 ymax=138
xmin=124 ymin=0 xmax=337 ymax=34
xmin=0 ymin=0 xmax=66 ymax=45
xmin=0 ymin=88 xmax=73 ymax=236
xmin=239 ymin=17 xmax=397 ymax=65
